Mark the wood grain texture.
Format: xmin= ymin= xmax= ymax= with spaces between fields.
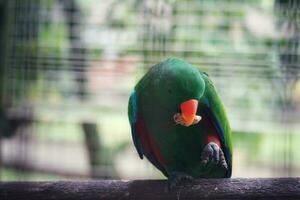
xmin=1 ymin=178 xmax=300 ymax=200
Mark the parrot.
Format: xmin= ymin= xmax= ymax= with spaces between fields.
xmin=128 ymin=58 xmax=232 ymax=188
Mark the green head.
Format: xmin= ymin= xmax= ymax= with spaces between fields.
xmin=138 ymin=58 xmax=206 ymax=126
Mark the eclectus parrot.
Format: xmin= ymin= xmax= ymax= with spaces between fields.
xmin=128 ymin=58 xmax=232 ymax=187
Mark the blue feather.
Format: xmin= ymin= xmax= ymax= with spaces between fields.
xmin=130 ymin=91 xmax=138 ymax=123
xmin=128 ymin=91 xmax=144 ymax=159
xmin=202 ymin=98 xmax=225 ymax=143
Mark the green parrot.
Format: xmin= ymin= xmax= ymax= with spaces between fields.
xmin=128 ymin=58 xmax=232 ymax=187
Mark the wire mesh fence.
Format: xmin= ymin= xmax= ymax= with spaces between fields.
xmin=0 ymin=0 xmax=299 ymax=180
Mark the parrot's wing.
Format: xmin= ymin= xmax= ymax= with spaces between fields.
xmin=201 ymin=73 xmax=233 ymax=177
xmin=128 ymin=91 xmax=144 ymax=159
xmin=128 ymin=91 xmax=169 ymax=177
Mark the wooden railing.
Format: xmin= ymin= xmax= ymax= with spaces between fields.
xmin=1 ymin=178 xmax=300 ymax=200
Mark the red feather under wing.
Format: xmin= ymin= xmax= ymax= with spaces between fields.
xmin=201 ymin=110 xmax=221 ymax=147
xmin=135 ymin=114 xmax=169 ymax=177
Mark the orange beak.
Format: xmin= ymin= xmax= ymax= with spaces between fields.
xmin=180 ymin=99 xmax=198 ymax=126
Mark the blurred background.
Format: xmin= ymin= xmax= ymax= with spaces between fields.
xmin=0 ymin=0 xmax=299 ymax=181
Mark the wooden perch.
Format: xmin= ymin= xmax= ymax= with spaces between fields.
xmin=1 ymin=178 xmax=300 ymax=200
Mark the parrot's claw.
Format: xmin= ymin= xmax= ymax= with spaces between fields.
xmin=168 ymin=171 xmax=193 ymax=191
xmin=201 ymin=142 xmax=228 ymax=170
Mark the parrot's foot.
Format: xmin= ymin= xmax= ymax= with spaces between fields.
xmin=168 ymin=171 xmax=193 ymax=191
xmin=201 ymin=142 xmax=228 ymax=169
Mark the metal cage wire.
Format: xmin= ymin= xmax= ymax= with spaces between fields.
xmin=0 ymin=0 xmax=299 ymax=180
